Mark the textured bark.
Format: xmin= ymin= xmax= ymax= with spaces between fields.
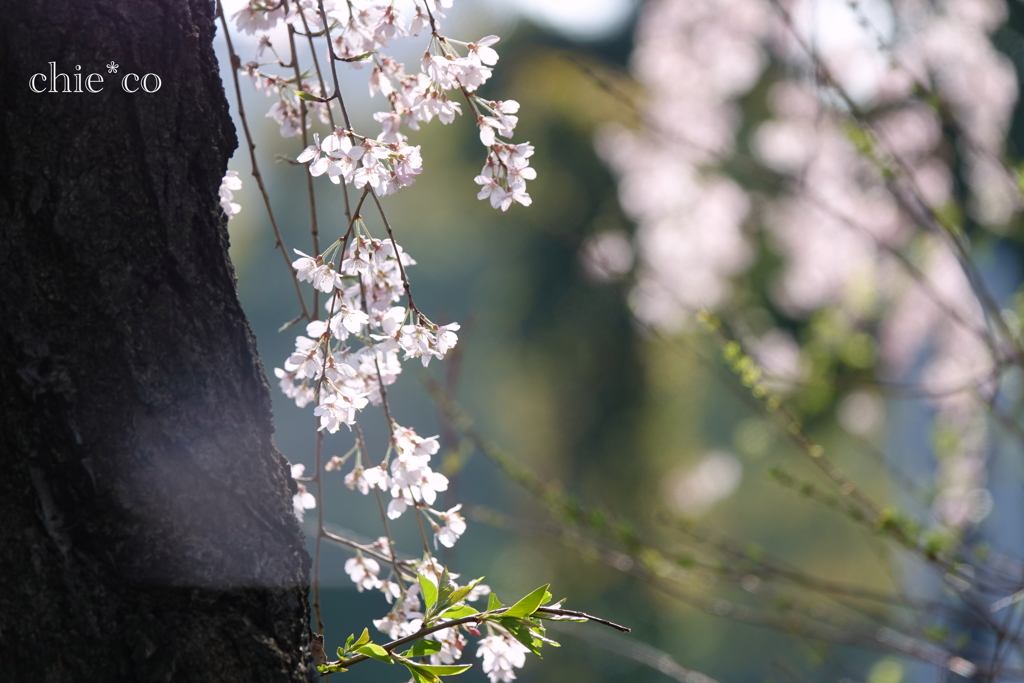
xmin=0 ymin=1 xmax=316 ymax=681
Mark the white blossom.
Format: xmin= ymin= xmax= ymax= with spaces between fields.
xmin=345 ymin=555 xmax=382 ymax=592
xmin=374 ymin=583 xmax=424 ymax=638
xmin=296 ymin=132 xmax=332 ymax=177
xmin=468 ymin=36 xmax=500 ymax=66
xmin=274 ymin=367 xmax=314 ymax=408
xmin=344 ymin=465 xmax=387 ymax=494
xmin=233 ymin=1 xmax=287 ymax=35
xmin=427 ymin=627 xmax=467 ymax=665
xmin=266 ymin=99 xmax=306 ymax=138
xmin=313 ymin=390 xmax=369 ymax=432
xmin=422 ymin=53 xmax=459 ymax=90
xmin=466 ymin=582 xmax=492 ymax=602
xmin=284 ymin=335 xmax=321 ymax=381
xmin=455 ymin=59 xmax=492 ymax=92
xmin=291 ymin=250 xmax=319 ymax=284
xmin=290 ymin=463 xmax=316 ymax=522
xmin=218 ymin=170 xmax=242 ymax=218
xmin=432 ymin=504 xmax=467 ymax=548
xmin=477 ymin=634 xmax=529 ymax=683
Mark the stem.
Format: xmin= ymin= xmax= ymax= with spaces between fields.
xmin=317 ymin=0 xmax=354 ymax=131
xmin=313 ymin=429 xmax=325 ymax=633
xmin=369 ymin=189 xmax=419 ymax=315
xmin=322 ymin=527 xmax=408 ymax=571
xmin=413 ymin=500 xmax=432 ymax=556
xmin=423 ymin=0 xmax=440 ymax=35
xmin=336 ymin=187 xmax=370 ymax=282
xmin=284 ymin=18 xmax=323 ymax=313
xmin=299 ymin=10 xmax=336 ymax=129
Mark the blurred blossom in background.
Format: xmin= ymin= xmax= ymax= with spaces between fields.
xmin=220 ymin=0 xmax=1024 ymax=680
xmin=665 ymin=451 xmax=744 ymax=516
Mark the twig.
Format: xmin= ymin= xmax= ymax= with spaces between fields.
xmin=216 ymin=0 xmax=310 ymax=321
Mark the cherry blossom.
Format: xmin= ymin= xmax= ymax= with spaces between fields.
xmin=373 ymin=583 xmax=424 ymax=639
xmin=468 ymin=36 xmax=500 ymax=66
xmin=313 ymin=391 xmax=369 ymax=433
xmin=296 ymin=132 xmax=332 ymax=177
xmin=427 ymin=627 xmax=467 ymax=665
xmin=344 ymin=555 xmax=382 ymax=592
xmin=477 ymin=634 xmax=529 ymax=683
xmin=290 ymin=464 xmax=316 ymax=522
xmin=430 ymin=504 xmax=467 ymax=548
xmin=344 ymin=465 xmax=386 ymax=495
xmin=218 ymin=170 xmax=242 ymax=218
xmin=233 ymin=1 xmax=286 ymax=35
xmin=266 ymin=98 xmax=305 ymax=138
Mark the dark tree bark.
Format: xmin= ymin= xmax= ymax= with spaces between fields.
xmin=0 ymin=1 xmax=316 ymax=681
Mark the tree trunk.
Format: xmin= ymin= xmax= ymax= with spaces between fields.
xmin=0 ymin=1 xmax=315 ymax=680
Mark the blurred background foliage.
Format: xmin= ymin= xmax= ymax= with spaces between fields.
xmin=217 ymin=1 xmax=1024 ymax=681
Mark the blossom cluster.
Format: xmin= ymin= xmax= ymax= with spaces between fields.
xmin=275 ymin=234 xmax=459 ymax=418
xmin=343 ymin=424 xmax=467 ymax=548
xmin=235 ymin=0 xmax=535 ymax=209
xmin=296 ymin=130 xmax=423 ymax=195
xmin=271 ymin=180 xmax=476 ymax=588
xmin=224 ymin=2 xmax=553 ymax=679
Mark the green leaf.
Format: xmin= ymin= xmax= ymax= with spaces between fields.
xmin=354 ymin=627 xmax=371 ymax=650
xmin=322 ymin=663 xmax=348 ymax=674
xmin=356 ymin=643 xmax=393 ymax=664
xmin=435 ymin=568 xmax=459 ymax=609
xmin=499 ymin=618 xmax=544 ymax=657
xmin=503 ymin=584 xmax=550 ymax=619
xmin=413 ymin=664 xmax=473 ymax=676
xmin=419 ymin=573 xmax=438 ymax=611
xmin=400 ymin=661 xmax=441 ymax=683
xmin=441 ymin=605 xmax=480 ymax=619
xmin=487 ymin=592 xmax=503 ymax=612
xmin=404 ymin=640 xmax=443 ymax=658
xmin=396 ymin=655 xmax=472 ymax=680
xmin=294 ymin=90 xmax=321 ymax=102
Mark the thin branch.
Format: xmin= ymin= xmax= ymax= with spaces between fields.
xmin=215 ymin=0 xmax=310 ymax=320
xmin=546 ymin=620 xmax=718 ymax=683
xmin=322 ymin=526 xmax=410 ymax=573
xmin=369 ymin=189 xmax=420 ymax=316
xmin=413 ymin=501 xmax=433 ymax=556
xmin=565 ymin=54 xmax=999 ymax=358
xmin=313 ymin=429 xmax=325 ymax=633
xmin=326 ymin=606 xmax=629 ymax=672
xmin=767 ymin=0 xmax=1023 ymax=366
xmin=284 ymin=18 xmax=323 ymax=313
xmin=317 ymin=0 xmax=354 ymax=130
